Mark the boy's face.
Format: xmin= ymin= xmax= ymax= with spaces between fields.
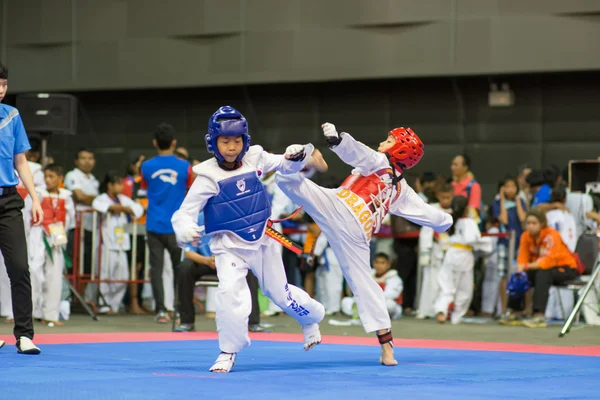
xmin=44 ymin=170 xmax=62 ymax=190
xmin=0 ymin=78 xmax=7 ymax=102
xmin=437 ymin=191 xmax=453 ymax=209
xmin=373 ymin=256 xmax=391 ymax=275
xmin=109 ymin=179 xmax=124 ymax=195
xmin=377 ymin=135 xmax=396 ymax=153
xmin=217 ymin=135 xmax=243 ymax=163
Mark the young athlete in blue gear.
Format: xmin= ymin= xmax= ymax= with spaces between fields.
xmin=171 ymin=106 xmax=325 ymax=373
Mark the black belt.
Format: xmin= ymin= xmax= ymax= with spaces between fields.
xmin=0 ymin=186 xmax=17 ymax=197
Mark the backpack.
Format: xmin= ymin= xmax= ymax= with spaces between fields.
xmin=574 ymin=230 xmax=599 ymax=275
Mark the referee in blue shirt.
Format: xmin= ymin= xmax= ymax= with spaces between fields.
xmin=0 ymin=63 xmax=43 ymax=354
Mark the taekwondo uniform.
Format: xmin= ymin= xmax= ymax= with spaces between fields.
xmin=92 ymin=193 xmax=144 ymax=313
xmin=27 ymin=188 xmax=75 ymax=322
xmin=172 ymin=106 xmax=324 ymax=371
xmin=276 ymin=127 xmax=452 ymax=333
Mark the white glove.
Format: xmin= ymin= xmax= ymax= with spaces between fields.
xmin=322 ymin=123 xmax=339 ymax=139
xmin=176 ymin=226 xmax=200 ymax=245
xmin=285 ymin=144 xmax=306 ymax=161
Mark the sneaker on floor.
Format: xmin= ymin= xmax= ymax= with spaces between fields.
xmin=17 ymin=337 xmax=41 ymax=355
xmin=498 ymin=314 xmax=524 ymax=326
xmin=173 ymin=323 xmax=195 ymax=332
xmin=522 ymin=316 xmax=548 ymax=328
xmin=154 ymin=311 xmax=169 ymax=324
xmin=249 ymin=324 xmax=270 ymax=333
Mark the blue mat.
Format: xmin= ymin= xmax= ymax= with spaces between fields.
xmin=1 ymin=340 xmax=599 ymax=400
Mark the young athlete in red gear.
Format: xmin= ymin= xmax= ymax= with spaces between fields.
xmin=276 ymin=123 xmax=452 ymax=366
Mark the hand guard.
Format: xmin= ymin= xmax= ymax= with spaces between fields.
xmin=322 ymin=123 xmax=342 ymax=147
xmin=285 ymin=144 xmax=306 ymax=162
xmin=176 ymin=226 xmax=200 ymax=246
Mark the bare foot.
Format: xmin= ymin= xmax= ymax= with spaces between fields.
xmin=307 ymin=149 xmax=328 ymax=173
xmin=380 ymin=343 xmax=398 ymax=366
xmin=436 ymin=312 xmax=446 ymax=324
xmin=129 ymin=304 xmax=146 ymax=315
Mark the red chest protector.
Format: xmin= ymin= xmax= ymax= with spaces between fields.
xmin=16 ymin=178 xmax=28 ymax=199
xmin=340 ymin=168 xmax=400 ymax=212
xmin=41 ymin=196 xmax=67 ymax=231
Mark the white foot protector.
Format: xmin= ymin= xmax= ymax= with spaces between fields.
xmin=302 ymin=323 xmax=321 ymax=351
xmin=0 ymin=340 xmax=5 ymax=349
xmin=209 ymin=352 xmax=236 ymax=373
xmin=17 ymin=337 xmax=41 ymax=355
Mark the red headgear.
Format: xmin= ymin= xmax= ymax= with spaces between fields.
xmin=386 ymin=127 xmax=424 ymax=171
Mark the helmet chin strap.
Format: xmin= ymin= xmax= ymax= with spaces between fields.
xmin=217 ymin=160 xmax=242 ymax=170
xmin=384 ymin=152 xmax=404 ymax=186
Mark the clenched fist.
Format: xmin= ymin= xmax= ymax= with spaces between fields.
xmin=285 ymin=144 xmax=306 ymax=161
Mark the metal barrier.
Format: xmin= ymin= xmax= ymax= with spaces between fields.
xmin=69 ymin=209 xmax=151 ymax=289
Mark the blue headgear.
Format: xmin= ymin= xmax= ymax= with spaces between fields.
xmin=506 ymin=272 xmax=531 ymax=297
xmin=205 ymin=106 xmax=250 ymax=162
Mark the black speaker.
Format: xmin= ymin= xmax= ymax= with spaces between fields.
xmin=569 ymin=160 xmax=600 ymax=193
xmin=16 ymin=93 xmax=78 ymax=135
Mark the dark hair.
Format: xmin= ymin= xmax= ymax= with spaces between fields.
xmin=101 ymin=170 xmax=124 ymax=194
xmin=0 ymin=63 xmax=7 ymax=80
xmin=551 ymin=187 xmax=567 ymax=203
xmin=154 ymin=123 xmax=176 ymax=150
xmin=421 ymin=171 xmax=437 ymax=184
xmin=75 ymin=148 xmax=95 ymax=159
xmin=448 ymin=195 xmax=469 ymax=235
xmin=459 ymin=154 xmax=471 ymax=169
xmin=373 ymin=253 xmax=390 ymax=262
xmin=526 ymin=209 xmax=547 ymax=227
xmin=486 ymin=205 xmax=498 ymax=225
xmin=43 ymin=163 xmax=64 ymax=176
xmin=28 ymin=137 xmax=41 ymax=153
xmin=126 ymin=153 xmax=145 ymax=176
xmin=526 ymin=169 xmax=545 ymax=187
xmin=435 ymin=182 xmax=453 ymax=194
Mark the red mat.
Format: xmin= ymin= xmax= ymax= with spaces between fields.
xmin=1 ymin=331 xmax=598 ymax=357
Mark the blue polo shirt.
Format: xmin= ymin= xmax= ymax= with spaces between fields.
xmin=141 ymin=154 xmax=193 ymax=234
xmin=0 ymin=104 xmax=31 ymax=186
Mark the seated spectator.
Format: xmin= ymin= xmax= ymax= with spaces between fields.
xmin=527 ymin=169 xmax=552 ymax=208
xmin=174 ymin=212 xmax=215 ymax=332
xmin=502 ymin=210 xmax=578 ymax=328
xmin=341 ymin=253 xmax=403 ymax=321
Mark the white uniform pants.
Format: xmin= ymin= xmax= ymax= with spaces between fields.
xmin=215 ymin=240 xmax=324 ymax=353
xmin=481 ymin=254 xmax=501 ymax=315
xmin=315 ymin=248 xmax=344 ymax=314
xmin=276 ymin=174 xmax=391 ymax=332
xmin=435 ymin=249 xmax=474 ymax=324
xmin=0 ymin=252 xmax=13 ymax=319
xmin=29 ymin=229 xmax=64 ymax=322
xmin=416 ymin=261 xmax=441 ymax=319
xmin=99 ymin=249 xmax=129 ymax=313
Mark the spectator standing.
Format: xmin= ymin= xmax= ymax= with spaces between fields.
xmin=141 ymin=123 xmax=193 ymax=323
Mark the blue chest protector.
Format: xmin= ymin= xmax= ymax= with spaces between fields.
xmin=204 ymin=171 xmax=271 ymax=242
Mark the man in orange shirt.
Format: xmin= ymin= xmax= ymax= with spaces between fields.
xmin=512 ymin=209 xmax=578 ymax=328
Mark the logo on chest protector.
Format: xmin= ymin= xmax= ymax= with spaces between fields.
xmin=336 ymin=188 xmax=374 ymax=239
xmin=236 ymin=178 xmax=249 ymax=195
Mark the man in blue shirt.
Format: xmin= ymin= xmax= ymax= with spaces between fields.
xmin=141 ymin=123 xmax=193 ymax=323
xmin=0 ymin=63 xmax=44 ymax=354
